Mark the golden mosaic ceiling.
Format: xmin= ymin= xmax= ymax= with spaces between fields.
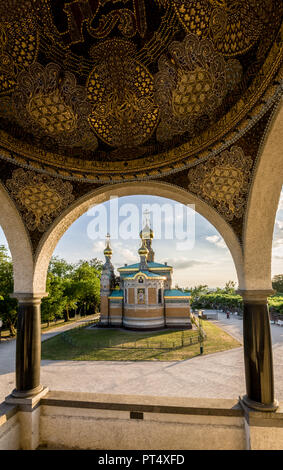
xmin=0 ymin=0 xmax=282 ymax=182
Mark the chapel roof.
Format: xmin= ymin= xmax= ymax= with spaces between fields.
xmin=108 ymin=289 xmax=124 ymax=298
xmin=164 ymin=289 xmax=191 ymax=298
xmin=123 ymin=270 xmax=167 ymax=280
xmin=118 ymin=262 xmax=172 ymax=273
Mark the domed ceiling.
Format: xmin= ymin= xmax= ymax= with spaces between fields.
xmin=0 ymin=0 xmax=282 ymax=182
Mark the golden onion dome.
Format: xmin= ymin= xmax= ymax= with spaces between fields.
xmin=104 ymin=247 xmax=112 ymax=256
xmin=138 ymin=240 xmax=149 ymax=256
xmin=104 ymin=234 xmax=112 ymax=256
xmin=139 ymin=223 xmax=154 ymax=239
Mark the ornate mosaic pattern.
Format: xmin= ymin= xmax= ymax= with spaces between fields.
xmin=187 ymin=146 xmax=253 ymax=220
xmin=6 ymin=168 xmax=75 ymax=232
xmin=87 ymin=39 xmax=159 ymax=148
xmin=0 ymin=15 xmax=39 ymax=95
xmin=172 ymin=0 xmax=271 ymax=57
xmin=0 ymin=0 xmax=281 ymax=182
xmin=154 ymin=33 xmax=242 ymax=142
xmin=12 ymin=63 xmax=98 ymax=150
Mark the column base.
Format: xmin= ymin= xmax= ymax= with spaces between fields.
xmin=11 ymin=384 xmax=44 ymax=399
xmin=240 ymin=394 xmax=279 ymax=412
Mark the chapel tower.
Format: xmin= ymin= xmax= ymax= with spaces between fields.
xmin=99 ymin=234 xmax=115 ymax=325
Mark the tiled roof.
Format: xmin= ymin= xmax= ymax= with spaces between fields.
xmin=164 ymin=289 xmax=191 ymax=297
xmin=109 ymin=289 xmax=124 ymax=298
xmin=124 ymin=270 xmax=166 ymax=279
xmin=118 ymin=261 xmax=172 ymax=272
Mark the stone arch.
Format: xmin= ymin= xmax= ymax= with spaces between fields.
xmin=243 ymin=100 xmax=283 ymax=290
xmin=33 ymin=181 xmax=244 ymax=293
xmin=0 ymin=181 xmax=34 ymax=293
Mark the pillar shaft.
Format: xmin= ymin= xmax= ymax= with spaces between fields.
xmin=238 ymin=290 xmax=278 ymax=411
xmin=12 ymin=293 xmax=46 ymax=398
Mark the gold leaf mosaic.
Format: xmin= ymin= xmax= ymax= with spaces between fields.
xmin=188 ymin=146 xmax=253 ymax=220
xmin=172 ymin=0 xmax=270 ymax=57
xmin=154 ymin=33 xmax=242 ymax=142
xmin=87 ymin=39 xmax=159 ymax=148
xmin=12 ymin=63 xmax=98 ymax=150
xmin=6 ymin=169 xmax=75 ymax=231
xmin=0 ymin=16 xmax=39 ymax=95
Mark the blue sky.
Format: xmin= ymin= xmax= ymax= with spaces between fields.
xmin=1 ymin=189 xmax=282 ymax=288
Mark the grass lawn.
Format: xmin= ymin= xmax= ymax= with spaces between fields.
xmin=41 ymin=320 xmax=241 ymax=361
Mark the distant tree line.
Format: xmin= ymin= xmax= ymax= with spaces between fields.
xmin=0 ymin=245 xmax=103 ymax=335
xmin=183 ymin=279 xmax=283 ymax=315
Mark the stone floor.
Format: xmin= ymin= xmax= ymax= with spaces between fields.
xmin=1 ymin=312 xmax=283 ymax=404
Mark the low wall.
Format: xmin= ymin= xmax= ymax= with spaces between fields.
xmin=39 ymin=392 xmax=246 ymax=450
xmin=2 ymin=391 xmax=283 ymax=450
xmin=0 ymin=403 xmax=20 ymax=450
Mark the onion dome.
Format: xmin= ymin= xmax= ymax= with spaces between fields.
xmin=138 ymin=239 xmax=149 ymax=256
xmin=139 ymin=223 xmax=154 ymax=240
xmin=104 ymin=233 xmax=112 ymax=257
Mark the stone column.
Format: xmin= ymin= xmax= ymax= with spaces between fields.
xmin=238 ymin=290 xmax=278 ymax=411
xmin=11 ymin=293 xmax=47 ymax=398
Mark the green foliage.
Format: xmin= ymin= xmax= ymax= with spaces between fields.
xmin=268 ymin=296 xmax=283 ymax=314
xmin=41 ymin=272 xmax=67 ymax=325
xmin=0 ymin=245 xmax=17 ymax=335
xmin=272 ymin=274 xmax=283 ymax=295
xmin=41 ymin=256 xmax=102 ymax=324
xmin=191 ymin=293 xmax=243 ymax=312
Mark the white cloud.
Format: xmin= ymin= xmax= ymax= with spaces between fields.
xmin=92 ymin=241 xmax=105 ymax=252
xmin=205 ymin=235 xmax=227 ymax=249
xmin=164 ymin=258 xmax=214 ymax=270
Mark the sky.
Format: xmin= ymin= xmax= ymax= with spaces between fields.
xmin=0 ymin=188 xmax=282 ymax=289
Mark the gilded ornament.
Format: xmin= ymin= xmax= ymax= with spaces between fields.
xmin=172 ymin=0 xmax=274 ymax=57
xmin=12 ymin=62 xmax=98 ymax=151
xmin=87 ymin=39 xmax=159 ymax=148
xmin=0 ymin=16 xmax=39 ymax=95
xmin=188 ymin=146 xmax=253 ymax=220
xmin=155 ymin=33 xmax=242 ymax=142
xmin=6 ymin=169 xmax=75 ymax=231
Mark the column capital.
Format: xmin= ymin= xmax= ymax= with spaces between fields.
xmin=11 ymin=292 xmax=48 ymax=304
xmin=237 ymin=289 xmax=275 ymax=303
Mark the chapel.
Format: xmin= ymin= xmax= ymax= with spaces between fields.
xmin=99 ymin=222 xmax=191 ymax=330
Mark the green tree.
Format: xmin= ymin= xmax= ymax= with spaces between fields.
xmin=48 ymin=256 xmax=74 ymax=278
xmin=41 ymin=273 xmax=67 ymax=326
xmin=72 ymin=261 xmax=101 ymax=315
xmin=0 ymin=245 xmax=17 ymax=335
xmin=223 ymin=280 xmax=236 ymax=294
xmin=272 ymin=274 xmax=283 ymax=294
xmin=61 ymin=278 xmax=80 ymax=322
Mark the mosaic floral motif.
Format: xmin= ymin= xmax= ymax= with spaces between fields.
xmin=187 ymin=146 xmax=253 ymax=220
xmin=12 ymin=62 xmax=98 ymax=150
xmin=0 ymin=15 xmax=39 ymax=96
xmin=87 ymin=39 xmax=159 ymax=148
xmin=6 ymin=168 xmax=74 ymax=231
xmin=172 ymin=0 xmax=272 ymax=57
xmin=154 ymin=33 xmax=242 ymax=142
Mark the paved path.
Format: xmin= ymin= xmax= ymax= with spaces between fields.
xmin=1 ymin=312 xmax=283 ymax=404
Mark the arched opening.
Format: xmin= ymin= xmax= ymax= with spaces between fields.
xmin=0 ymin=226 xmax=17 ymax=338
xmin=35 ymin=192 xmax=244 ymax=400
xmin=243 ymin=101 xmax=283 ymax=290
xmin=0 ymin=182 xmax=34 ymax=294
xmin=33 ymin=182 xmax=244 ymax=295
xmin=271 ymin=186 xmax=283 ymax=290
